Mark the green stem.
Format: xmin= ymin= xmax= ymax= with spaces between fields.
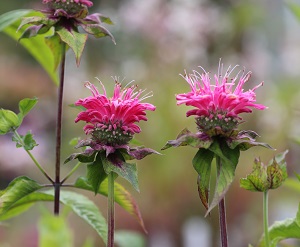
xmin=216 ymin=156 xmax=228 ymax=247
xmin=13 ymin=130 xmax=54 ymax=184
xmin=60 ymin=162 xmax=81 ymax=185
xmin=54 ymin=42 xmax=66 ymax=215
xmin=263 ymin=190 xmax=270 ymax=247
xmin=107 ymin=172 xmax=115 ymax=247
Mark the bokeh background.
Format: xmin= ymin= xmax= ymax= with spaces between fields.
xmin=1 ymin=0 xmax=300 ymax=246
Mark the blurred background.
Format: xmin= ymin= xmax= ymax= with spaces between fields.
xmin=1 ymin=0 xmax=300 ymax=246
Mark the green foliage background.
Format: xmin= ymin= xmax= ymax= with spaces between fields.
xmin=0 ymin=0 xmax=300 ymax=246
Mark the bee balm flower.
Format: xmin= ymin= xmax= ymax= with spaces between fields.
xmin=176 ymin=64 xmax=266 ymax=133
xmin=75 ymin=79 xmax=155 ymax=147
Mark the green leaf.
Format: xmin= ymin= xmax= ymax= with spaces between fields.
xmin=0 ymin=202 xmax=33 ymax=221
xmin=64 ymin=150 xmax=96 ymax=164
xmin=12 ymin=131 xmax=38 ymax=150
xmin=0 ymin=10 xmax=59 ymax=84
xmin=75 ymin=176 xmax=146 ymax=232
xmin=87 ymin=153 xmax=108 ymax=194
xmin=18 ymin=97 xmax=38 ymax=121
xmin=192 ymin=149 xmax=214 ymax=210
xmin=115 ymin=231 xmax=146 ymax=247
xmin=0 ymin=109 xmax=20 ymax=134
xmin=56 ymin=26 xmax=88 ymax=66
xmin=0 ymin=176 xmax=42 ymax=215
xmin=258 ymin=203 xmax=300 ymax=247
xmin=284 ymin=177 xmax=300 ymax=193
xmin=82 ymin=238 xmax=94 ymax=247
xmin=45 ymin=34 xmax=64 ymax=71
xmin=287 ymin=2 xmax=300 ymax=22
xmin=38 ymin=210 xmax=73 ymax=247
xmin=207 ymin=140 xmax=240 ymax=215
xmin=102 ymin=154 xmax=139 ymax=192
xmin=81 ymin=24 xmax=115 ymax=43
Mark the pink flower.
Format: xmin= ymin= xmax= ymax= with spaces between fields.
xmin=176 ymin=63 xmax=266 ymax=132
xmin=43 ymin=0 xmax=93 ymax=8
xmin=75 ymin=79 xmax=155 ymax=146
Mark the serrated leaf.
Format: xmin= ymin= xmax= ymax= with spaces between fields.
xmin=206 ymin=140 xmax=240 ymax=215
xmin=0 ymin=10 xmax=59 ymax=84
xmin=102 ymin=154 xmax=139 ymax=192
xmin=74 ymin=176 xmax=146 ymax=232
xmin=81 ymin=24 xmax=115 ymax=43
xmin=0 ymin=109 xmax=20 ymax=134
xmin=0 ymin=176 xmax=42 ymax=215
xmin=87 ymin=153 xmax=107 ymax=194
xmin=115 ymin=230 xmax=146 ymax=247
xmin=192 ymin=149 xmax=214 ymax=210
xmin=38 ymin=210 xmax=73 ymax=247
xmin=56 ymin=26 xmax=88 ymax=66
xmin=258 ymin=203 xmax=300 ymax=247
xmin=12 ymin=131 xmax=38 ymax=150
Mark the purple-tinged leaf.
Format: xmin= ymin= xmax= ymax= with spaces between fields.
xmin=127 ymin=147 xmax=160 ymax=160
xmin=81 ymin=23 xmax=115 ymax=44
xmin=64 ymin=149 xmax=96 ymax=164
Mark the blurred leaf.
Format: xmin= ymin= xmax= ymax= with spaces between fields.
xmin=56 ymin=26 xmax=87 ymax=66
xmin=0 ymin=109 xmax=20 ymax=135
xmin=284 ymin=177 xmax=300 ymax=193
xmin=75 ymin=176 xmax=146 ymax=232
xmin=206 ymin=140 xmax=240 ymax=215
xmin=102 ymin=154 xmax=139 ymax=192
xmin=82 ymin=238 xmax=94 ymax=247
xmin=39 ymin=210 xmax=73 ymax=247
xmin=0 ymin=203 xmax=33 ymax=221
xmin=0 ymin=10 xmax=59 ymax=84
xmin=287 ymin=2 xmax=300 ymax=22
xmin=258 ymin=203 xmax=300 ymax=247
xmin=12 ymin=131 xmax=38 ymax=150
xmin=115 ymin=231 xmax=146 ymax=247
xmin=192 ymin=148 xmax=214 ymax=210
xmin=87 ymin=153 xmax=108 ymax=194
xmin=0 ymin=176 xmax=42 ymax=216
xmin=18 ymin=97 xmax=38 ymax=121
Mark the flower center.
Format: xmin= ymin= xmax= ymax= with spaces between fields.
xmin=196 ymin=113 xmax=239 ymax=133
xmin=91 ymin=123 xmax=133 ymax=146
xmin=47 ymin=0 xmax=88 ymax=15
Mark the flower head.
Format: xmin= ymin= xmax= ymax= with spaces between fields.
xmin=176 ymin=63 xmax=266 ymax=133
xmin=75 ymin=79 xmax=155 ymax=147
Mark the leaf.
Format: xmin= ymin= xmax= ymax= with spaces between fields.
xmin=206 ymin=140 xmax=240 ymax=215
xmin=45 ymin=34 xmax=64 ymax=71
xmin=0 ymin=176 xmax=42 ymax=215
xmin=56 ymin=26 xmax=88 ymax=66
xmin=64 ymin=150 xmax=96 ymax=164
xmin=74 ymin=177 xmax=146 ymax=232
xmin=18 ymin=97 xmax=38 ymax=120
xmin=284 ymin=177 xmax=300 ymax=193
xmin=287 ymin=2 xmax=300 ymax=22
xmin=81 ymin=24 xmax=115 ymax=44
xmin=102 ymin=154 xmax=139 ymax=192
xmin=12 ymin=131 xmax=38 ymax=150
xmin=192 ymin=149 xmax=214 ymax=210
xmin=38 ymin=210 xmax=73 ymax=247
xmin=115 ymin=231 xmax=146 ymax=247
xmin=0 ymin=109 xmax=20 ymax=134
xmin=0 ymin=10 xmax=59 ymax=84
xmin=258 ymin=203 xmax=300 ymax=247
xmin=87 ymin=153 xmax=108 ymax=194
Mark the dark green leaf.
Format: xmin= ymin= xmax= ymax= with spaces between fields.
xmin=64 ymin=150 xmax=96 ymax=164
xmin=102 ymin=154 xmax=139 ymax=192
xmin=207 ymin=140 xmax=240 ymax=215
xmin=192 ymin=149 xmax=214 ymax=210
xmin=87 ymin=153 xmax=107 ymax=194
xmin=75 ymin=176 xmax=146 ymax=232
xmin=0 ymin=176 xmax=42 ymax=215
xmin=0 ymin=109 xmax=20 ymax=134
xmin=56 ymin=26 xmax=88 ymax=66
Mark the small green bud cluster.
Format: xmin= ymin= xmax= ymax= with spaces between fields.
xmin=196 ymin=114 xmax=239 ymax=133
xmin=92 ymin=127 xmax=133 ymax=146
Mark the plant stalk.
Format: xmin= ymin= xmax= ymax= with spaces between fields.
xmin=54 ymin=43 xmax=66 ymax=215
xmin=61 ymin=162 xmax=81 ymax=185
xmin=263 ymin=190 xmax=270 ymax=247
xmin=216 ymin=156 xmax=228 ymax=247
xmin=108 ymin=172 xmax=115 ymax=247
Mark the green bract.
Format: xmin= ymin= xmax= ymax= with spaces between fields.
xmin=163 ymin=127 xmax=272 ymax=214
xmin=240 ymin=150 xmax=288 ymax=192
